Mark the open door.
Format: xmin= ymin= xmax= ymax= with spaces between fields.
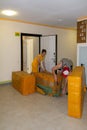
xmin=40 ymin=35 xmax=57 ymax=72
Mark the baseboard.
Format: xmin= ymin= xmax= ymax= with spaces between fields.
xmin=0 ymin=80 xmax=12 ymax=85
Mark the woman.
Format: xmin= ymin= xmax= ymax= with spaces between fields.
xmin=52 ymin=58 xmax=73 ymax=95
xmin=52 ymin=58 xmax=73 ymax=82
xmin=52 ymin=58 xmax=73 ymax=94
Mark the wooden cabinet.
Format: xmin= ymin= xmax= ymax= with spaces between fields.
xmin=77 ymin=20 xmax=86 ymax=43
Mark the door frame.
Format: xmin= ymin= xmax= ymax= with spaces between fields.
xmin=55 ymin=35 xmax=57 ymax=65
xmin=20 ymin=33 xmax=42 ymax=70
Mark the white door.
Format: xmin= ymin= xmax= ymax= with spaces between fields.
xmin=41 ymin=35 xmax=57 ymax=72
xmin=27 ymin=39 xmax=33 ymax=73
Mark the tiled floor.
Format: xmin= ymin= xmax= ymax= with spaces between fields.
xmin=0 ymin=84 xmax=87 ymax=130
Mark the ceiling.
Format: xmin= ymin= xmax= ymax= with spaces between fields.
xmin=0 ymin=0 xmax=87 ymax=29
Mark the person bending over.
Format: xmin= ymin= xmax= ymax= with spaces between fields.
xmin=32 ymin=49 xmax=47 ymax=73
xmin=52 ymin=58 xmax=73 ymax=83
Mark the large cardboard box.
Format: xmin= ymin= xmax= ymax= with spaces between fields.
xmin=34 ymin=72 xmax=62 ymax=96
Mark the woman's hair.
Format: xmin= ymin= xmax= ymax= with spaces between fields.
xmin=70 ymin=65 xmax=73 ymax=71
xmin=42 ymin=49 xmax=47 ymax=53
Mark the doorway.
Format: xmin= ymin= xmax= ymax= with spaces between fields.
xmin=21 ymin=33 xmax=57 ymax=73
xmin=21 ymin=33 xmax=41 ymax=73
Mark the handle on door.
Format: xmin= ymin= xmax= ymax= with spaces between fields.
xmin=51 ymin=58 xmax=56 ymax=63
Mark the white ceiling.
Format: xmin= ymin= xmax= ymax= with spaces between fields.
xmin=0 ymin=0 xmax=87 ymax=29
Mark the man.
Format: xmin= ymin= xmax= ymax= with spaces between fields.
xmin=32 ymin=49 xmax=47 ymax=73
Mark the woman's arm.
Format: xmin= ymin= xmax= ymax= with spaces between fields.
xmin=52 ymin=62 xmax=62 ymax=82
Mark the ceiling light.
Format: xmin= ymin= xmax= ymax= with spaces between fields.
xmin=57 ymin=19 xmax=63 ymax=22
xmin=1 ymin=10 xmax=17 ymax=16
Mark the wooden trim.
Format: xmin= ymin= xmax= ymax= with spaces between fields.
xmin=0 ymin=18 xmax=76 ymax=30
xmin=0 ymin=80 xmax=11 ymax=84
xmin=55 ymin=35 xmax=57 ymax=65
xmin=77 ymin=16 xmax=87 ymax=21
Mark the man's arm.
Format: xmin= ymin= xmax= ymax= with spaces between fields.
xmin=42 ymin=61 xmax=46 ymax=71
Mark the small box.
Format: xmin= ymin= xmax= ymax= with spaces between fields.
xmin=12 ymin=71 xmax=36 ymax=95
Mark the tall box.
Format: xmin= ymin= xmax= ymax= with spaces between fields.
xmin=68 ymin=66 xmax=85 ymax=118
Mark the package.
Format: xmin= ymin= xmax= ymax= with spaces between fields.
xmin=12 ymin=71 xmax=36 ymax=95
xmin=34 ymin=72 xmax=62 ymax=97
xmin=68 ymin=66 xmax=86 ymax=118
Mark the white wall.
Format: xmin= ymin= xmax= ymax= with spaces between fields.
xmin=0 ymin=20 xmax=76 ymax=82
xmin=58 ymin=29 xmax=77 ymax=66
